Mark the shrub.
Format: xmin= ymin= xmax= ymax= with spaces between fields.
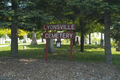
xmin=111 ymin=40 xmax=117 ymax=47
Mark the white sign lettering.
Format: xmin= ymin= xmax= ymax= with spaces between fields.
xmin=43 ymin=24 xmax=76 ymax=30
xmin=43 ymin=33 xmax=75 ymax=39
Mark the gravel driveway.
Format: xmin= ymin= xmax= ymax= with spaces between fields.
xmin=0 ymin=57 xmax=120 ymax=80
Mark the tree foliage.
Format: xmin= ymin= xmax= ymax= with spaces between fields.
xmin=111 ymin=16 xmax=120 ymax=42
xmin=0 ymin=0 xmax=120 ymax=63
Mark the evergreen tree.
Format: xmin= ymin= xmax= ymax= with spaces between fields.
xmin=103 ymin=0 xmax=120 ymax=65
xmin=111 ymin=16 xmax=120 ymax=47
xmin=67 ymin=0 xmax=103 ymax=52
xmin=67 ymin=0 xmax=120 ymax=64
xmin=0 ymin=0 xmax=54 ymax=57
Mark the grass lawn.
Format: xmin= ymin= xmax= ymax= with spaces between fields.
xmin=0 ymin=43 xmax=10 ymax=45
xmin=0 ymin=43 xmax=120 ymax=70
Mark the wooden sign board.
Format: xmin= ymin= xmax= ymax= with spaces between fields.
xmin=43 ymin=24 xmax=76 ymax=61
xmin=43 ymin=32 xmax=76 ymax=39
xmin=43 ymin=24 xmax=76 ymax=30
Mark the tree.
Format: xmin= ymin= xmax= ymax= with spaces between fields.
xmin=67 ymin=0 xmax=120 ymax=65
xmin=67 ymin=0 xmax=103 ymax=52
xmin=103 ymin=0 xmax=120 ymax=65
xmin=10 ymin=0 xmax=19 ymax=57
xmin=0 ymin=0 xmax=29 ymax=57
xmin=104 ymin=9 xmax=112 ymax=65
xmin=111 ymin=16 xmax=120 ymax=47
xmin=0 ymin=0 xmax=54 ymax=56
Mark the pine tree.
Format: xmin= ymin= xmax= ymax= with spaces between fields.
xmin=0 ymin=0 xmax=54 ymax=57
xmin=67 ymin=0 xmax=120 ymax=65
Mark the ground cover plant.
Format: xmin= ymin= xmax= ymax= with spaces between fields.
xmin=0 ymin=43 xmax=120 ymax=70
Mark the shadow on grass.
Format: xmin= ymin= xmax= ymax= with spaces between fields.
xmin=84 ymin=45 xmax=102 ymax=49
xmin=24 ymin=44 xmax=46 ymax=49
xmin=50 ymin=50 xmax=105 ymax=62
xmin=0 ymin=44 xmax=46 ymax=59
xmin=112 ymin=54 xmax=120 ymax=70
xmin=0 ymin=50 xmax=11 ymax=57
xmin=0 ymin=44 xmax=120 ymax=70
xmin=18 ymin=44 xmax=46 ymax=59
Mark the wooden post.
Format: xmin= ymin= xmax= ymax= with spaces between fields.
xmin=70 ymin=30 xmax=73 ymax=61
xmin=45 ymin=30 xmax=48 ymax=61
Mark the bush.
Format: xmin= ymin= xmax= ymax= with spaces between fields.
xmin=111 ymin=40 xmax=117 ymax=47
xmin=5 ymin=41 xmax=10 ymax=43
xmin=61 ymin=40 xmax=66 ymax=44
xmin=61 ymin=39 xmax=70 ymax=44
xmin=92 ymin=38 xmax=100 ymax=45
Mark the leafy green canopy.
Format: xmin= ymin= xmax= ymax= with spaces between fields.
xmin=67 ymin=0 xmax=120 ymax=34
xmin=66 ymin=0 xmax=103 ymax=34
xmin=0 ymin=0 xmax=54 ymax=31
xmin=111 ymin=16 xmax=120 ymax=42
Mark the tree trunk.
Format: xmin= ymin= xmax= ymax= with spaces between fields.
xmin=11 ymin=23 xmax=18 ymax=57
xmin=89 ymin=33 xmax=91 ymax=44
xmin=104 ymin=10 xmax=112 ymax=65
xmin=72 ymin=38 xmax=76 ymax=46
xmin=80 ymin=27 xmax=84 ymax=52
xmin=118 ymin=41 xmax=120 ymax=47
xmin=100 ymin=33 xmax=103 ymax=46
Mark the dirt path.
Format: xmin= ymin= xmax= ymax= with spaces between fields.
xmin=0 ymin=57 xmax=120 ymax=80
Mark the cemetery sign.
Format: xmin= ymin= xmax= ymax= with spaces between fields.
xmin=43 ymin=24 xmax=76 ymax=61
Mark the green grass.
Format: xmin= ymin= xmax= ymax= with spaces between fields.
xmin=0 ymin=43 xmax=10 ymax=45
xmin=0 ymin=44 xmax=120 ymax=70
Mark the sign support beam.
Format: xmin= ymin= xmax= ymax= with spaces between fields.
xmin=70 ymin=30 xmax=73 ymax=61
xmin=45 ymin=30 xmax=48 ymax=61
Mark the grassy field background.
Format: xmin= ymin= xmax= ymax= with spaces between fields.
xmin=0 ymin=43 xmax=120 ymax=70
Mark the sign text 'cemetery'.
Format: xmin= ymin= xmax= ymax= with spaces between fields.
xmin=43 ymin=32 xmax=75 ymax=39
